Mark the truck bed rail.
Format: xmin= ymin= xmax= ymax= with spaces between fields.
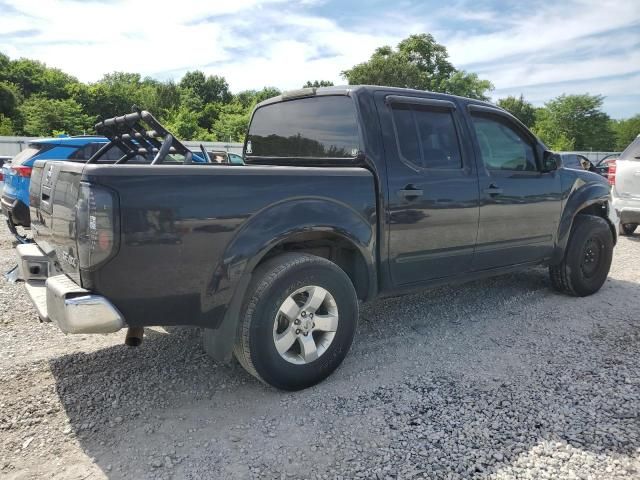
xmin=90 ymin=109 xmax=194 ymax=165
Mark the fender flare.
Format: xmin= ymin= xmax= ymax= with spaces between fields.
xmin=204 ymin=197 xmax=376 ymax=362
xmin=552 ymin=181 xmax=612 ymax=263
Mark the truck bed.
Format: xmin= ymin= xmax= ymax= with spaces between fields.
xmin=29 ymin=161 xmax=376 ymax=329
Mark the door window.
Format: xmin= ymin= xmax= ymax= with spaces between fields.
xmin=390 ymin=103 xmax=462 ymax=169
xmin=471 ymin=115 xmax=537 ymax=171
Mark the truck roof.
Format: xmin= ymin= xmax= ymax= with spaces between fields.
xmin=256 ymin=85 xmax=499 ymax=111
xmin=30 ymin=136 xmax=108 ymax=147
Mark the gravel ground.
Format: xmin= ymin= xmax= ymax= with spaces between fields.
xmin=0 ymin=226 xmax=638 ymax=479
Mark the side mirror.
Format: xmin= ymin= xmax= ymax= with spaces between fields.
xmin=542 ymin=151 xmax=559 ymax=172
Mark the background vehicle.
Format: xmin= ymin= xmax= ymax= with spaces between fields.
xmin=0 ymin=136 xmax=114 ymax=241
xmin=206 ymin=150 xmax=245 ymax=165
xmin=559 ymin=153 xmax=593 ymax=171
xmin=609 ymin=134 xmax=640 ymax=235
xmin=594 ymin=155 xmax=619 ymax=179
xmin=0 ymin=155 xmax=10 ymax=195
xmin=19 ymin=87 xmax=617 ymax=390
xmin=1 ymin=136 xmax=208 ymax=241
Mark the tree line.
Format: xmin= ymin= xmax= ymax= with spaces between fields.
xmin=1 ymin=34 xmax=638 ymax=150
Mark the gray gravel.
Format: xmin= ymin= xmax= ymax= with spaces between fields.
xmin=0 ymin=226 xmax=639 ymax=479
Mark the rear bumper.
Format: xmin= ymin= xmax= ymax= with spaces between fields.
xmin=1 ymin=195 xmax=30 ymax=227
xmin=16 ymin=243 xmax=125 ymax=334
xmin=613 ymin=195 xmax=640 ymax=225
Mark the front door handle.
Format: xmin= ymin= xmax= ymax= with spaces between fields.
xmin=398 ymin=185 xmax=423 ymax=200
xmin=483 ymin=184 xmax=503 ymax=196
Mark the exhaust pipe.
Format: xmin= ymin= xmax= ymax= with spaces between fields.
xmin=125 ymin=327 xmax=144 ymax=347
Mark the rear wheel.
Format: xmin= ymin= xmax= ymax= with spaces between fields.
xmin=233 ymin=253 xmax=358 ymax=391
xmin=549 ymin=215 xmax=613 ymax=296
xmin=620 ymin=223 xmax=637 ymax=236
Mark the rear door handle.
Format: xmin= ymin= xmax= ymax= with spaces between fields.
xmin=483 ymin=184 xmax=503 ymax=196
xmin=398 ymin=186 xmax=423 ymax=200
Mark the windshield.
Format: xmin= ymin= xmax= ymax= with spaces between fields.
xmin=620 ymin=135 xmax=640 ymax=161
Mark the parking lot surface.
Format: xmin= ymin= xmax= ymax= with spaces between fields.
xmin=0 ymin=227 xmax=638 ymax=479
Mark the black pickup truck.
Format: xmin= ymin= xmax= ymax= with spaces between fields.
xmin=17 ymin=86 xmax=617 ymax=390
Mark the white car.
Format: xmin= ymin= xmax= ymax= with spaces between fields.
xmin=611 ymin=134 xmax=640 ymax=235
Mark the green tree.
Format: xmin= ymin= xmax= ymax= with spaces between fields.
xmin=212 ymin=101 xmax=251 ymax=142
xmin=610 ymin=115 xmax=640 ymax=151
xmin=532 ymin=94 xmax=615 ymax=151
xmin=0 ymin=52 xmax=9 ymax=75
xmin=234 ymin=87 xmax=281 ymax=109
xmin=179 ymin=70 xmax=231 ymax=104
xmin=0 ymin=114 xmax=15 ymax=135
xmin=2 ymin=58 xmax=78 ymax=99
xmin=0 ymin=82 xmax=20 ymax=117
xmin=77 ymin=72 xmax=165 ymax=120
xmin=20 ymin=96 xmax=92 ymax=136
xmin=303 ymin=80 xmax=334 ymax=88
xmin=497 ymin=94 xmax=537 ymax=128
xmin=342 ymin=33 xmax=493 ymax=100
xmin=441 ymin=71 xmax=493 ymax=101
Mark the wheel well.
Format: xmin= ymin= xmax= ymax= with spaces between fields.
xmin=576 ymin=202 xmax=616 ymax=243
xmin=256 ymin=232 xmax=370 ymax=300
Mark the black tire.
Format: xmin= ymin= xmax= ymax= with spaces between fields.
xmin=620 ymin=223 xmax=638 ymax=236
xmin=233 ymin=253 xmax=358 ymax=391
xmin=549 ymin=215 xmax=613 ymax=297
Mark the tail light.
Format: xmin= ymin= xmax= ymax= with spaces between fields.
xmin=76 ymin=182 xmax=119 ymax=269
xmin=12 ymin=166 xmax=32 ymax=177
xmin=608 ymin=160 xmax=616 ymax=186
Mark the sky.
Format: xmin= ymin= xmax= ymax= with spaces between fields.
xmin=0 ymin=0 xmax=638 ymax=118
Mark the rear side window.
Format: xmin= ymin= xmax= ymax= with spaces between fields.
xmin=68 ymin=143 xmax=127 ymax=162
xmin=10 ymin=144 xmax=52 ymax=166
xmin=246 ymin=96 xmax=360 ymax=159
xmin=620 ymin=135 xmax=640 ymax=161
xmin=390 ymin=103 xmax=462 ymax=169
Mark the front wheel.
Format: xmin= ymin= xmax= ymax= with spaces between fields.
xmin=549 ymin=215 xmax=613 ymax=296
xmin=233 ymin=253 xmax=358 ymax=390
xmin=620 ymin=223 xmax=638 ymax=236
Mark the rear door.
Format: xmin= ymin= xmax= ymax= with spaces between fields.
xmin=467 ymin=107 xmax=562 ymax=270
xmin=377 ymin=93 xmax=480 ymax=286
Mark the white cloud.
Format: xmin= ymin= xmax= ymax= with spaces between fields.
xmin=0 ymin=0 xmax=638 ymax=116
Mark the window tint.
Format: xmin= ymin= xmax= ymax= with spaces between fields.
xmin=390 ymin=104 xmax=462 ymax=169
xmin=471 ymin=115 xmax=537 ymax=171
xmin=10 ymin=144 xmax=51 ymax=166
xmin=620 ymin=135 xmax=640 ymax=161
xmin=561 ymin=154 xmax=581 ymax=169
xmin=68 ymin=143 xmax=128 ymax=162
xmin=246 ymin=96 xmax=359 ymax=158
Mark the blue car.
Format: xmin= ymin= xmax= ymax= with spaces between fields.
xmin=1 ymin=134 xmax=211 ymax=241
xmin=1 ymin=136 xmax=117 ymax=240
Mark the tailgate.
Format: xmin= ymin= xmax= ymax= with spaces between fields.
xmin=30 ymin=160 xmax=85 ymax=283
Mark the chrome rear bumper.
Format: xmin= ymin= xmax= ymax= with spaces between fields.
xmin=16 ymin=243 xmax=124 ymax=334
xmin=613 ymin=195 xmax=640 ymax=225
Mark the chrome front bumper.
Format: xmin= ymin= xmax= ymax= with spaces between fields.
xmin=16 ymin=243 xmax=125 ymax=334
